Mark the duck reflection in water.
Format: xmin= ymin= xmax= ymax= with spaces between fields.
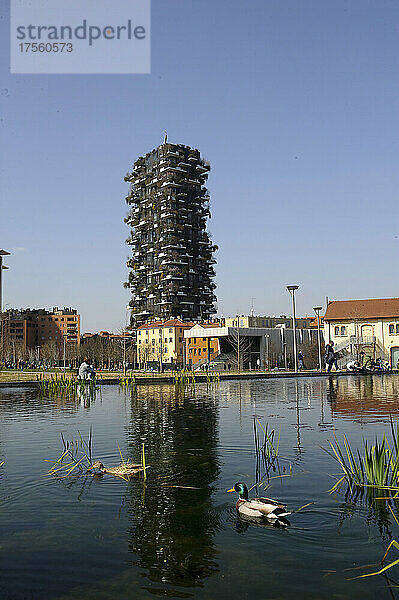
xmin=123 ymin=385 xmax=221 ymax=594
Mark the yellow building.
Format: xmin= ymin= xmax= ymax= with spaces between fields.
xmin=324 ymin=298 xmax=399 ymax=367
xmin=136 ymin=319 xmax=194 ymax=369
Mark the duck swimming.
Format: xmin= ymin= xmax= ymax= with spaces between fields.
xmin=88 ymin=461 xmax=145 ymax=480
xmin=228 ymin=482 xmax=290 ymax=524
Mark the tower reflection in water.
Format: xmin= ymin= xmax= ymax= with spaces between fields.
xmin=124 ymin=384 xmax=220 ymax=595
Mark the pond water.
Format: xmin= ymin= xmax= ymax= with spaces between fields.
xmin=1 ymin=375 xmax=399 ymax=600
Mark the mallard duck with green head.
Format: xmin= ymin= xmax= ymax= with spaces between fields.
xmin=228 ymin=482 xmax=290 ymax=523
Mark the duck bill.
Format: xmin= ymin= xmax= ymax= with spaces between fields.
xmin=226 ymin=488 xmax=235 ymax=492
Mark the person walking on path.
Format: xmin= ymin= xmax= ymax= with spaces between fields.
xmin=298 ymin=350 xmax=305 ymax=370
xmin=324 ymin=341 xmax=336 ymax=372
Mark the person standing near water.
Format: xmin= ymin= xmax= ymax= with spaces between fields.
xmin=324 ymin=341 xmax=336 ymax=372
xmin=298 ymin=350 xmax=305 ymax=370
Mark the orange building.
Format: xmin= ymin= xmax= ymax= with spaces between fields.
xmin=1 ymin=312 xmax=37 ymax=353
xmin=37 ymin=307 xmax=80 ymax=347
xmin=185 ymin=323 xmax=221 ymax=367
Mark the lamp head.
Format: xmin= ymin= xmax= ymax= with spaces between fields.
xmin=287 ymin=285 xmax=299 ymax=292
xmin=313 ymin=306 xmax=322 ymax=312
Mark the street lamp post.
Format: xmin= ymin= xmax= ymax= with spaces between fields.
xmin=265 ymin=334 xmax=270 ymax=370
xmin=313 ymin=306 xmax=323 ymax=372
xmin=0 ymin=250 xmax=10 ymax=364
xmin=287 ymin=285 xmax=299 ymax=372
xmin=63 ymin=336 xmax=66 ymax=372
xmin=0 ymin=250 xmax=10 ymax=316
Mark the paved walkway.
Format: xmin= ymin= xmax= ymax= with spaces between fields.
xmin=0 ymin=369 xmax=397 ymax=388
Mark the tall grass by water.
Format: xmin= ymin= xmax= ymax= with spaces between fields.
xmin=36 ymin=373 xmax=99 ymax=399
xmin=252 ymin=419 xmax=292 ymax=491
xmin=325 ymin=418 xmax=399 ymax=494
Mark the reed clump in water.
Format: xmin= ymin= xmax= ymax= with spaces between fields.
xmin=46 ymin=429 xmax=148 ymax=482
xmin=253 ymin=419 xmax=292 ymax=489
xmin=119 ymin=375 xmax=136 ymax=388
xmin=173 ymin=369 xmax=219 ymax=391
xmin=206 ymin=371 xmax=220 ymax=388
xmin=352 ymin=506 xmax=399 ymax=580
xmin=174 ymin=370 xmax=196 ymax=390
xmin=325 ymin=418 xmax=399 ymax=494
xmin=36 ymin=373 xmax=98 ymax=399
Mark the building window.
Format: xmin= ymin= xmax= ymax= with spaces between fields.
xmin=389 ymin=324 xmax=395 ymax=335
xmin=210 ymin=348 xmax=214 ymax=353
xmin=335 ymin=326 xmax=347 ymax=336
xmin=169 ymin=338 xmax=172 ymax=342
xmin=397 ymin=325 xmax=399 ymax=334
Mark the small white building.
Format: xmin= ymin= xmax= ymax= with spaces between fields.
xmin=324 ymin=298 xmax=399 ymax=366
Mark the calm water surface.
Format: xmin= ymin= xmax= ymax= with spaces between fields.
xmin=1 ymin=375 xmax=399 ymax=599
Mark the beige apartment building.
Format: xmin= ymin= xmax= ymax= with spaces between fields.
xmin=136 ymin=319 xmax=195 ymax=368
xmin=324 ymin=298 xmax=399 ymax=367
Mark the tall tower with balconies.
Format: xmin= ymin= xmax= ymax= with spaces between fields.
xmin=124 ymin=141 xmax=217 ymax=326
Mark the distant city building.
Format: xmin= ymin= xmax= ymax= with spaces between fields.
xmin=124 ymin=140 xmax=217 ymax=326
xmin=224 ymin=315 xmax=316 ymax=329
xmin=1 ymin=307 xmax=80 ymax=361
xmin=80 ymin=330 xmax=135 ymax=368
xmin=136 ymin=319 xmax=197 ymax=368
xmin=306 ymin=315 xmax=324 ymax=328
xmin=324 ymin=297 xmax=399 ymax=367
xmin=185 ymin=323 xmax=221 ymax=367
xmin=81 ymin=330 xmax=133 ymax=343
xmin=184 ymin=324 xmax=321 ymax=370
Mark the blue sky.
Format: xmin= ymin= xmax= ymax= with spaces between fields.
xmin=1 ymin=0 xmax=398 ymax=332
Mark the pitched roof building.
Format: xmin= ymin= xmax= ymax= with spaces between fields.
xmin=324 ymin=298 xmax=399 ymax=367
xmin=136 ymin=319 xmax=195 ymax=368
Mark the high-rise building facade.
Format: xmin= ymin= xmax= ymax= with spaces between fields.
xmin=1 ymin=307 xmax=80 ymax=359
xmin=125 ymin=141 xmax=217 ymax=325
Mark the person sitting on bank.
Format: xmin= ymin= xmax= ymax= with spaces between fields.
xmin=346 ymin=360 xmax=361 ymax=372
xmin=78 ymin=358 xmax=91 ymax=380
